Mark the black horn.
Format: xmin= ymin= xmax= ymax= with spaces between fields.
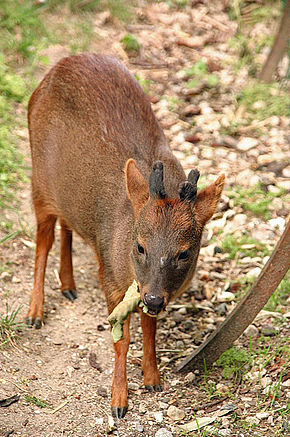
xmin=179 ymin=169 xmax=200 ymax=202
xmin=149 ymin=161 xmax=166 ymax=199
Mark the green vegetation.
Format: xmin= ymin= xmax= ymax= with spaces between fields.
xmin=0 ymin=53 xmax=28 ymax=206
xmin=121 ymin=33 xmax=141 ymax=54
xmin=0 ymin=304 xmax=23 ymax=348
xmin=216 ymin=346 xmax=252 ymax=379
xmin=222 ymin=233 xmax=269 ymax=260
xmin=185 ymin=59 xmax=219 ymax=89
xmin=227 ymin=184 xmax=286 ymax=220
xmin=265 ymin=271 xmax=290 ymax=312
xmin=134 ymin=74 xmax=151 ymax=94
xmin=237 ymin=82 xmax=290 ymax=119
xmin=24 ymin=394 xmax=49 ymax=408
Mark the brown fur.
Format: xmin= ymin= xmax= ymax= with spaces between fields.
xmin=27 ymin=53 xmax=225 ymax=417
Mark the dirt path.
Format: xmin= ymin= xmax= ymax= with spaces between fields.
xmin=1 ymin=2 xmax=289 ymax=436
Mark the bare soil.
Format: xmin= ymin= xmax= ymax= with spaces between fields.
xmin=0 ymin=1 xmax=289 ymax=436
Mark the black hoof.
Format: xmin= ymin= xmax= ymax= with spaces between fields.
xmin=111 ymin=406 xmax=128 ymax=419
xmin=26 ymin=316 xmax=34 ymax=327
xmin=26 ymin=316 xmax=43 ymax=329
xmin=62 ymin=289 xmax=77 ymax=302
xmin=145 ymin=384 xmax=163 ymax=392
xmin=34 ymin=318 xmax=43 ymax=329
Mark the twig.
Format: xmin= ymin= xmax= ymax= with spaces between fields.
xmin=51 ymin=399 xmax=69 ymax=414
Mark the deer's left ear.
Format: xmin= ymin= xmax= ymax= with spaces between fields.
xmin=194 ymin=174 xmax=225 ymax=227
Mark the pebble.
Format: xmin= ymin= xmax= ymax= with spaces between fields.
xmin=155 ymin=428 xmax=173 ymax=437
xmin=215 ymin=303 xmax=227 ymax=316
xmin=154 ymin=411 xmax=163 ymax=423
xmin=244 ymin=324 xmax=259 ymax=338
xmin=176 ymin=340 xmax=185 ymax=349
xmin=135 ymin=423 xmax=144 ymax=432
xmin=139 ymin=402 xmax=147 ymax=414
xmin=184 ymin=372 xmax=195 ymax=383
xmin=247 ymin=267 xmax=261 ymax=277
xmin=172 ymin=312 xmax=183 ymax=323
xmin=128 ymin=382 xmax=139 ymax=391
xmin=167 ymin=405 xmax=185 ymax=421
xmin=183 ymin=320 xmax=194 ymax=331
xmin=256 ymin=412 xmax=270 ymax=420
xmin=216 ymin=291 xmax=235 ymax=302
xmin=237 ymin=137 xmax=259 ymax=151
xmin=218 ymin=429 xmax=231 ymax=437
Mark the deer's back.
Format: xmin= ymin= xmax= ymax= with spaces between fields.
xmin=28 ymin=53 xmax=184 ymax=250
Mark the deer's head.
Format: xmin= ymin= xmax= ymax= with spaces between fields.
xmin=125 ymin=159 xmax=225 ymax=316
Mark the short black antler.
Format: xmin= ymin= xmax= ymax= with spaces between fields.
xmin=179 ymin=169 xmax=200 ymax=202
xmin=149 ymin=161 xmax=166 ymax=199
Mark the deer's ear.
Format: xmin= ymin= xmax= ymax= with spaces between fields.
xmin=125 ymin=159 xmax=149 ymax=216
xmin=194 ymin=174 xmax=225 ymax=227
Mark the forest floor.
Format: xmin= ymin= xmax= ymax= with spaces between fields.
xmin=0 ymin=1 xmax=289 ymax=436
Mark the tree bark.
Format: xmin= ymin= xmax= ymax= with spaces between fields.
xmin=258 ymin=0 xmax=290 ymax=83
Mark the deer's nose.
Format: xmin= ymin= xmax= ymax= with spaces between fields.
xmin=143 ymin=294 xmax=164 ymax=315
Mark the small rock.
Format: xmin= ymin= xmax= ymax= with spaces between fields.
xmin=172 ymin=312 xmax=183 ymax=323
xmin=256 ymin=412 xmax=270 ymax=420
xmin=95 ymin=417 xmax=104 ymax=425
xmin=245 ymin=416 xmax=260 ymax=425
xmin=244 ymin=324 xmax=259 ymax=338
xmin=184 ymin=372 xmax=195 ymax=383
xmin=178 ymin=307 xmax=187 ymax=315
xmin=107 ymin=415 xmax=116 ymax=434
xmin=97 ymin=386 xmax=107 ymax=398
xmin=215 ymin=303 xmax=227 ymax=316
xmin=214 ymin=246 xmax=223 ymax=255
xmin=247 ymin=267 xmax=261 ymax=277
xmin=139 ymin=402 xmax=147 ymax=414
xmin=218 ymin=429 xmax=231 ymax=437
xmin=176 ymin=340 xmax=185 ymax=349
xmin=154 ymin=411 xmax=163 ymax=423
xmin=135 ymin=423 xmax=144 ymax=432
xmin=281 ymin=379 xmax=290 ymax=388
xmin=216 ymin=291 xmax=235 ymax=302
xmin=268 ymin=217 xmax=285 ymax=232
xmin=128 ymin=382 xmax=139 ymax=391
xmin=155 ymin=428 xmax=173 ymax=437
xmin=183 ymin=320 xmax=194 ymax=331
xmin=237 ymin=137 xmax=259 ymax=151
xmin=183 ymin=104 xmax=201 ymax=116
xmin=167 ymin=405 xmax=185 ymax=421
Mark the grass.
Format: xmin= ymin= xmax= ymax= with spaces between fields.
xmin=24 ymin=394 xmax=49 ymax=408
xmin=265 ymin=272 xmax=290 ymax=312
xmin=0 ymin=303 xmax=23 ymax=348
xmin=185 ymin=59 xmax=219 ymax=89
xmin=216 ymin=346 xmax=252 ymax=379
xmin=121 ymin=33 xmax=141 ymax=54
xmin=236 ymin=82 xmax=290 ymax=120
xmin=227 ymin=183 xmax=286 ymax=220
xmin=222 ymin=233 xmax=269 ymax=260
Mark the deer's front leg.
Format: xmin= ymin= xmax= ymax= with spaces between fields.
xmin=141 ymin=311 xmax=162 ymax=392
xmin=111 ymin=316 xmax=131 ymax=419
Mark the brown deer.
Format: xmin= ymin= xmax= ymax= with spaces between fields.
xmin=27 ymin=53 xmax=225 ymax=418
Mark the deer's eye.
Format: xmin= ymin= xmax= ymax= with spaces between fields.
xmin=178 ymin=249 xmax=190 ymax=261
xmin=137 ymin=243 xmax=145 ymax=255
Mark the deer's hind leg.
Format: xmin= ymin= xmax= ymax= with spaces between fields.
xmin=59 ymin=219 xmax=77 ymax=302
xmin=26 ymin=199 xmax=57 ymax=329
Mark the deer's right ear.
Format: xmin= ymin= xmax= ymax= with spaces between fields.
xmin=125 ymin=159 xmax=149 ymax=216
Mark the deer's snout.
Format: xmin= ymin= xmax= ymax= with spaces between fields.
xmin=143 ymin=294 xmax=165 ymax=315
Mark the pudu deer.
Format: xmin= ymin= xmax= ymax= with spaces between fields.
xmin=27 ymin=53 xmax=225 ymax=418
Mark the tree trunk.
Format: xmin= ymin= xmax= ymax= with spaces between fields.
xmin=258 ymin=0 xmax=290 ymax=83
